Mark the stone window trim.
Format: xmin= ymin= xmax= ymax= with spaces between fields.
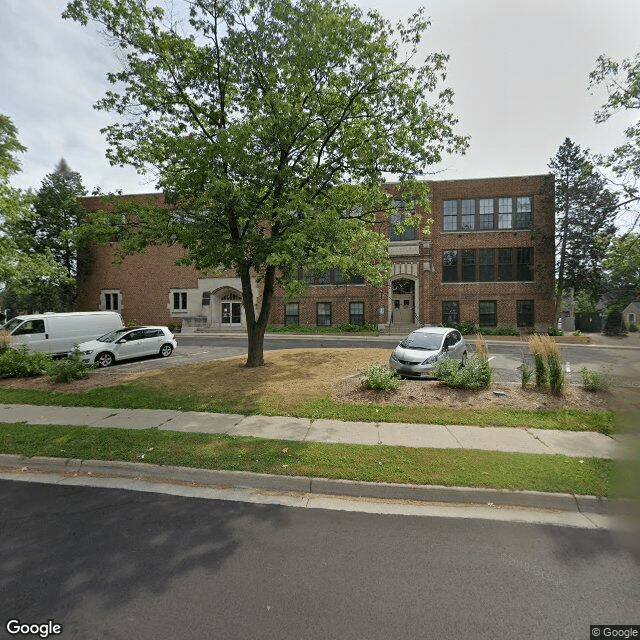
xmin=171 ymin=290 xmax=188 ymax=313
xmin=101 ymin=290 xmax=121 ymax=312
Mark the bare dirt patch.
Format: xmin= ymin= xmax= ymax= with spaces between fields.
xmin=0 ymin=348 xmax=612 ymax=411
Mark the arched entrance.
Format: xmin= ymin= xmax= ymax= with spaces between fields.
xmin=391 ymin=278 xmax=415 ymax=324
xmin=208 ymin=287 xmax=244 ymax=328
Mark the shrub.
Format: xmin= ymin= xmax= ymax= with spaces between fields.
xmin=361 ymin=364 xmax=399 ymax=391
xmin=336 ymin=322 xmax=378 ymax=333
xmin=572 ymin=329 xmax=582 ymax=337
xmin=0 ymin=346 xmax=52 ymax=378
xmin=581 ymin=367 xmax=613 ymax=392
xmin=629 ymin=323 xmax=638 ymax=333
xmin=453 ymin=320 xmax=479 ymax=335
xmin=433 ymin=355 xmax=493 ymax=390
xmin=126 ymin=319 xmax=140 ymax=327
xmin=482 ymin=326 xmax=520 ymax=336
xmin=603 ymin=309 xmax=626 ymax=336
xmin=47 ymin=350 xmax=94 ymax=383
xmin=547 ymin=326 xmax=564 ymax=336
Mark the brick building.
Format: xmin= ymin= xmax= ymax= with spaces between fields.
xmin=77 ymin=174 xmax=555 ymax=332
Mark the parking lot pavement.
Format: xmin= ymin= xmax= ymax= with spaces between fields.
xmin=95 ymin=345 xmax=248 ymax=375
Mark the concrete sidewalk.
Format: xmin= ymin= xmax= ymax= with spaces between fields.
xmin=0 ymin=402 xmax=630 ymax=459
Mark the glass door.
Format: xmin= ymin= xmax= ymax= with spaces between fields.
xmin=221 ymin=301 xmax=242 ymax=325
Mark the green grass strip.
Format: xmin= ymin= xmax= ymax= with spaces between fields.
xmin=0 ymin=422 xmax=613 ymax=497
xmin=0 ymin=387 xmax=614 ymax=434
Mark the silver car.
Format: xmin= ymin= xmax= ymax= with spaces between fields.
xmin=389 ymin=327 xmax=467 ymax=379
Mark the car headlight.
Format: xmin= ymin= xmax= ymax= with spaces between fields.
xmin=83 ymin=349 xmax=94 ymax=355
xmin=390 ymin=353 xmax=399 ymax=363
xmin=421 ymin=355 xmax=438 ymax=365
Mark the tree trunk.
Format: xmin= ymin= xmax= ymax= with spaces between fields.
xmin=239 ymin=263 xmax=276 ymax=368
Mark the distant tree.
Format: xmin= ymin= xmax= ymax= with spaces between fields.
xmin=64 ymin=0 xmax=469 ymax=366
xmin=6 ymin=159 xmax=87 ymax=312
xmin=603 ymin=232 xmax=640 ymax=309
xmin=548 ymin=138 xmax=618 ymax=317
xmin=589 ymin=53 xmax=640 ymax=221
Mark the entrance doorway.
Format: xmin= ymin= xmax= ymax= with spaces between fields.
xmin=391 ymin=278 xmax=415 ymax=324
xmin=221 ymin=300 xmax=242 ymax=325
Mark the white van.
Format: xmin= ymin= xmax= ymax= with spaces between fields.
xmin=1 ymin=312 xmax=125 ymax=356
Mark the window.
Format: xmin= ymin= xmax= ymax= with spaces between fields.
xmin=13 ymin=319 xmax=45 ymax=335
xmin=516 ymin=247 xmax=534 ymax=281
xmin=202 ymin=292 xmax=211 ymax=306
xmin=103 ymin=291 xmax=120 ymax=311
xmin=479 ymin=199 xmax=494 ymax=230
xmin=461 ymin=200 xmax=475 ymax=230
xmin=443 ymin=250 xmax=458 ymax=282
xmin=498 ymin=248 xmax=513 ymax=281
xmin=317 ymin=303 xmax=332 ymax=326
xmin=173 ymin=291 xmax=187 ymax=310
xmin=391 ymin=201 xmax=417 ymax=241
xmin=516 ymin=197 xmax=533 ymax=228
xmin=285 ymin=303 xmax=299 ymax=326
xmin=517 ymin=300 xmax=534 ymax=327
xmin=349 ymin=302 xmax=365 ymax=325
xmin=442 ymin=301 xmax=460 ymax=325
xmin=461 ymin=250 xmax=476 ymax=282
xmin=479 ymin=301 xmax=497 ymax=327
xmin=498 ymin=198 xmax=513 ymax=229
xmin=443 ymin=200 xmax=457 ymax=231
xmin=479 ymin=248 xmax=495 ymax=281
xmin=298 ymin=269 xmax=364 ymax=285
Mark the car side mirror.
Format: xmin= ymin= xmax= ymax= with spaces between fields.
xmin=116 ymin=338 xmax=126 ymax=344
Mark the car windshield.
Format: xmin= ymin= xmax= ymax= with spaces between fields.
xmin=96 ymin=329 xmax=130 ymax=343
xmin=2 ymin=318 xmax=23 ymax=333
xmin=399 ymin=332 xmax=444 ymax=351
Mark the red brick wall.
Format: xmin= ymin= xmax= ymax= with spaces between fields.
xmin=77 ymin=174 xmax=555 ymax=329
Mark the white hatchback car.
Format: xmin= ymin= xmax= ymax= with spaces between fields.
xmin=76 ymin=326 xmax=177 ymax=368
xmin=389 ymin=327 xmax=467 ymax=379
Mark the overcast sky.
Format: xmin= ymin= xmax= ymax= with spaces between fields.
xmin=1 ymin=0 xmax=639 ymax=225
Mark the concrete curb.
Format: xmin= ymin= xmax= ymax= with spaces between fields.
xmin=0 ymin=454 xmax=610 ymax=515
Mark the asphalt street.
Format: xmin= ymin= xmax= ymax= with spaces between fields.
xmin=1 ymin=479 xmax=638 ymax=640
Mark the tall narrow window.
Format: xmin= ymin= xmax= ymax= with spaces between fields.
xmin=443 ymin=200 xmax=457 ymax=231
xmin=349 ymin=302 xmax=365 ymax=325
xmin=479 ymin=199 xmax=494 ymax=229
xmin=443 ymin=250 xmax=458 ymax=282
xmin=498 ymin=248 xmax=513 ymax=281
xmin=461 ymin=199 xmax=475 ymax=230
xmin=479 ymin=301 xmax=497 ymax=327
xmin=517 ymin=300 xmax=534 ymax=327
xmin=442 ymin=301 xmax=460 ymax=325
xmin=479 ymin=249 xmax=495 ymax=281
xmin=317 ymin=303 xmax=332 ymax=326
xmin=391 ymin=200 xmax=417 ymax=241
xmin=102 ymin=291 xmax=120 ymax=311
xmin=516 ymin=247 xmax=534 ymax=281
xmin=285 ymin=303 xmax=299 ymax=326
xmin=498 ymin=197 xmax=513 ymax=229
xmin=516 ymin=197 xmax=533 ymax=228
xmin=461 ymin=250 xmax=476 ymax=281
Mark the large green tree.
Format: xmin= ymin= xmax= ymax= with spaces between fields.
xmin=603 ymin=233 xmax=640 ymax=308
xmin=4 ymin=159 xmax=87 ymax=312
xmin=548 ymin=138 xmax=618 ymax=315
xmin=589 ymin=53 xmax=640 ymax=217
xmin=64 ymin=0 xmax=468 ymax=366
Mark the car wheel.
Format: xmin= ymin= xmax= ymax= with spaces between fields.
xmin=460 ymin=351 xmax=467 ymax=368
xmin=95 ymin=352 xmax=114 ymax=368
xmin=159 ymin=343 xmax=173 ymax=358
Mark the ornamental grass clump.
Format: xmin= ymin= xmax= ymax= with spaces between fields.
xmin=361 ymin=364 xmax=399 ymax=392
xmin=528 ymin=334 xmax=565 ymax=395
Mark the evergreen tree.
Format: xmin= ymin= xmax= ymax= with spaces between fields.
xmin=548 ymin=138 xmax=618 ymax=315
xmin=4 ymin=159 xmax=86 ymax=312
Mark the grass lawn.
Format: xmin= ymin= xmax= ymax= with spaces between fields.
xmin=0 ymin=422 xmax=614 ymax=497
xmin=0 ymin=349 xmax=614 ymax=433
